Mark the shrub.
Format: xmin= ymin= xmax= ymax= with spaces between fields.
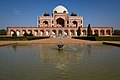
xmin=0 ymin=29 xmax=7 ymax=35
xmin=114 ymin=30 xmax=120 ymax=35
xmin=93 ymin=33 xmax=99 ymax=36
xmin=23 ymin=32 xmax=28 ymax=37
xmin=26 ymin=36 xmax=49 ymax=40
xmin=95 ymin=36 xmax=120 ymax=41
xmin=0 ymin=36 xmax=49 ymax=41
xmin=23 ymin=32 xmax=33 ymax=37
xmin=72 ymin=36 xmax=120 ymax=41
xmin=28 ymin=33 xmax=33 ymax=36
xmin=12 ymin=31 xmax=17 ymax=37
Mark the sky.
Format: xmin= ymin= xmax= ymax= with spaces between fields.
xmin=0 ymin=0 xmax=120 ymax=29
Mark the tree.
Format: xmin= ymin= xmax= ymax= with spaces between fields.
xmin=77 ymin=27 xmax=81 ymax=36
xmin=0 ymin=29 xmax=7 ymax=35
xmin=87 ymin=24 xmax=92 ymax=36
xmin=12 ymin=31 xmax=17 ymax=37
xmin=28 ymin=33 xmax=33 ymax=36
xmin=23 ymin=32 xmax=33 ymax=36
xmin=114 ymin=30 xmax=120 ymax=35
xmin=93 ymin=33 xmax=98 ymax=36
xmin=23 ymin=32 xmax=28 ymax=37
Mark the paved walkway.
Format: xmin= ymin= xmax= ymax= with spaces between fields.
xmin=0 ymin=38 xmax=120 ymax=46
xmin=0 ymin=41 xmax=17 ymax=46
xmin=31 ymin=38 xmax=102 ymax=44
xmin=0 ymin=38 xmax=102 ymax=46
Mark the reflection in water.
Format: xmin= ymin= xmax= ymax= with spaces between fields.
xmin=11 ymin=45 xmax=17 ymax=52
xmin=0 ymin=43 xmax=120 ymax=80
xmin=37 ymin=44 xmax=83 ymax=70
xmin=87 ymin=44 xmax=91 ymax=56
xmin=8 ymin=44 xmax=30 ymax=52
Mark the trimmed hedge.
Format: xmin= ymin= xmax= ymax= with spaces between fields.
xmin=0 ymin=36 xmax=26 ymax=41
xmin=26 ymin=36 xmax=49 ymax=40
xmin=0 ymin=36 xmax=49 ymax=41
xmin=95 ymin=36 xmax=120 ymax=41
xmin=72 ymin=36 xmax=96 ymax=41
xmin=72 ymin=36 xmax=120 ymax=41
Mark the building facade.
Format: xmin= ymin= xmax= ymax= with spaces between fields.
xmin=7 ymin=5 xmax=113 ymax=37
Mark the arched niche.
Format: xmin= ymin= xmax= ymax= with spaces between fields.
xmin=72 ymin=21 xmax=78 ymax=27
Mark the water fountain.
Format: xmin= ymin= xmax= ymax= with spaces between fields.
xmin=57 ymin=34 xmax=64 ymax=50
xmin=57 ymin=41 xmax=64 ymax=50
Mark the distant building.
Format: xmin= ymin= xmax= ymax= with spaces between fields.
xmin=7 ymin=5 xmax=113 ymax=37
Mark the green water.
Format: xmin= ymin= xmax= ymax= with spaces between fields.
xmin=0 ymin=44 xmax=120 ymax=80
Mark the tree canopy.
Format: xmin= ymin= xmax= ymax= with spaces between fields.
xmin=114 ymin=30 xmax=120 ymax=35
xmin=12 ymin=31 xmax=17 ymax=37
xmin=23 ymin=32 xmax=33 ymax=36
xmin=0 ymin=29 xmax=7 ymax=35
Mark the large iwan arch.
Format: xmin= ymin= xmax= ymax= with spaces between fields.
xmin=56 ymin=18 xmax=64 ymax=27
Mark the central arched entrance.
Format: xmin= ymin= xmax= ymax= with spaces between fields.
xmin=56 ymin=18 xmax=64 ymax=27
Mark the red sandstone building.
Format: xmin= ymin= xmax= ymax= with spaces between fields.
xmin=7 ymin=5 xmax=113 ymax=37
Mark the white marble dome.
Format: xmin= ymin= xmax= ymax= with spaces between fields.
xmin=53 ymin=5 xmax=68 ymax=14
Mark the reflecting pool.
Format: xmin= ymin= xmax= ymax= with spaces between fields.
xmin=0 ymin=44 xmax=120 ymax=80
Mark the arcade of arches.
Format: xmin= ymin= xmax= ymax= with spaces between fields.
xmin=7 ymin=5 xmax=113 ymax=37
xmin=8 ymin=27 xmax=112 ymax=37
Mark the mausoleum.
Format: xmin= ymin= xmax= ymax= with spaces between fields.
xmin=7 ymin=5 xmax=113 ymax=37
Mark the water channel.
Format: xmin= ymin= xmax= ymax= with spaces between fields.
xmin=0 ymin=43 xmax=120 ymax=80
